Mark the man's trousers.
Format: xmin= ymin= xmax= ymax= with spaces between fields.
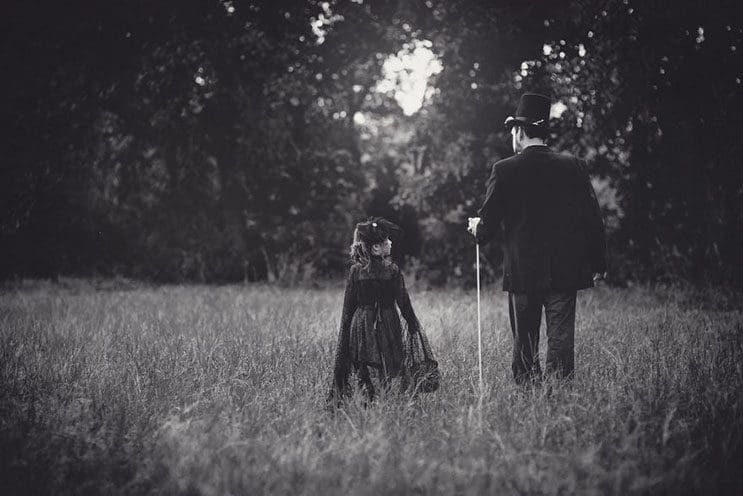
xmin=507 ymin=290 xmax=577 ymax=384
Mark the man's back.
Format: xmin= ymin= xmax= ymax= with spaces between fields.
xmin=473 ymin=92 xmax=606 ymax=384
xmin=478 ymin=145 xmax=606 ymax=292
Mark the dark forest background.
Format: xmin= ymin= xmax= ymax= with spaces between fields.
xmin=1 ymin=0 xmax=742 ymax=286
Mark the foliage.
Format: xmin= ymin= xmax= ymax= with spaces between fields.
xmin=1 ymin=0 xmax=404 ymax=282
xmin=527 ymin=0 xmax=743 ymax=284
xmin=1 ymin=0 xmax=741 ymax=285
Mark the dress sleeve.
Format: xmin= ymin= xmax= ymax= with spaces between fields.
xmin=328 ymin=266 xmax=357 ymax=401
xmin=338 ymin=265 xmax=358 ymax=335
xmin=475 ymin=163 xmax=505 ymax=244
xmin=393 ymin=268 xmax=421 ymax=334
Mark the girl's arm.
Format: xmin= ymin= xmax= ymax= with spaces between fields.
xmin=394 ymin=268 xmax=420 ymax=334
xmin=330 ymin=266 xmax=357 ymax=396
xmin=338 ymin=266 xmax=358 ymax=334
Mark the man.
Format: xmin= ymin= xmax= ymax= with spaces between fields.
xmin=468 ymin=92 xmax=606 ymax=385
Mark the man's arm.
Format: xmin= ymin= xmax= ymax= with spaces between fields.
xmin=473 ymin=163 xmax=505 ymax=244
xmin=578 ymin=160 xmax=607 ymax=275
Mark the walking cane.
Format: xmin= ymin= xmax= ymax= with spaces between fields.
xmin=468 ymin=217 xmax=484 ymax=396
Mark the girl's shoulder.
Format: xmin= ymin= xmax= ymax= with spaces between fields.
xmin=385 ymin=260 xmax=402 ymax=274
xmin=354 ymin=259 xmax=400 ymax=280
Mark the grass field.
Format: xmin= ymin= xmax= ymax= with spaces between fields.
xmin=1 ymin=279 xmax=742 ymax=495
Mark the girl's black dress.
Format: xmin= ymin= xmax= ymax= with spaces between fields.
xmin=329 ymin=258 xmax=430 ymax=400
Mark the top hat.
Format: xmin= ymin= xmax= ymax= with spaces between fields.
xmin=355 ymin=217 xmax=403 ymax=245
xmin=504 ymin=92 xmax=551 ymax=129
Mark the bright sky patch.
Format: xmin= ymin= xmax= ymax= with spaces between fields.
xmin=376 ymin=40 xmax=443 ymax=116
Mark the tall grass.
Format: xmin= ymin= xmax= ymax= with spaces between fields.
xmin=0 ymin=280 xmax=741 ymax=495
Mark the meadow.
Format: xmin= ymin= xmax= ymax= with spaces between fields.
xmin=0 ymin=279 xmax=741 ymax=495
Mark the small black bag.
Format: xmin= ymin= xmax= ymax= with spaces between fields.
xmin=405 ymin=329 xmax=440 ymax=393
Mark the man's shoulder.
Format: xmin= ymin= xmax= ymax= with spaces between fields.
xmin=490 ymin=150 xmax=584 ymax=176
xmin=551 ymin=151 xmax=590 ymax=176
xmin=536 ymin=148 xmax=578 ymax=162
xmin=491 ymin=154 xmax=520 ymax=174
xmin=555 ymin=149 xmax=581 ymax=162
xmin=540 ymin=150 xmax=585 ymax=173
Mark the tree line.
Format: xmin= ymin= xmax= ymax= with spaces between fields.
xmin=1 ymin=0 xmax=741 ymax=286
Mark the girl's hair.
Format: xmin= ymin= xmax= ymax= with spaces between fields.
xmin=350 ymin=218 xmax=398 ymax=267
xmin=349 ymin=227 xmax=372 ymax=267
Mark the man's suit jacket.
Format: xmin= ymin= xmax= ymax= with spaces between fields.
xmin=476 ymin=145 xmax=607 ymax=293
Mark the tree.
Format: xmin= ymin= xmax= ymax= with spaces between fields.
xmin=532 ymin=0 xmax=743 ymax=284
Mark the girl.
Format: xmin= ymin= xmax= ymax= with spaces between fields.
xmin=328 ymin=218 xmax=437 ymax=404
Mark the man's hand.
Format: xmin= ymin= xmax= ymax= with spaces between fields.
xmin=467 ymin=217 xmax=481 ymax=236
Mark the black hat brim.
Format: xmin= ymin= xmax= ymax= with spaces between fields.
xmin=504 ymin=116 xmax=529 ymax=129
xmin=504 ymin=116 xmax=548 ymax=129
